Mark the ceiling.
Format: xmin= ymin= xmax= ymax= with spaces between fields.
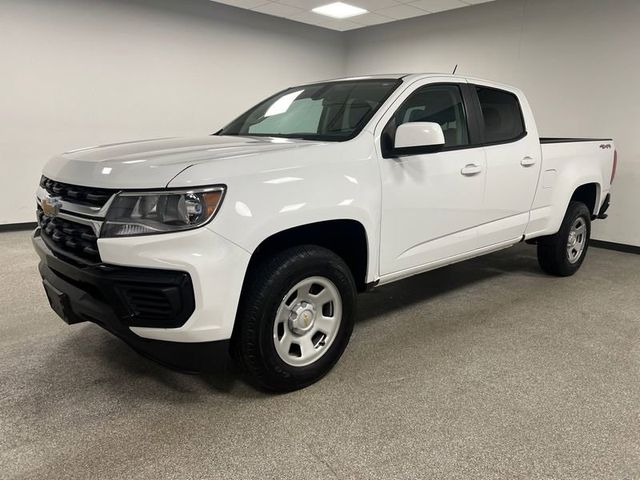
xmin=212 ymin=0 xmax=494 ymax=31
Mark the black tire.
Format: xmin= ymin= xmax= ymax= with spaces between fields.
xmin=232 ymin=245 xmax=356 ymax=392
xmin=537 ymin=201 xmax=591 ymax=277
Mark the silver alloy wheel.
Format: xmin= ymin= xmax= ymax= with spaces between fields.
xmin=273 ymin=276 xmax=342 ymax=367
xmin=566 ymin=216 xmax=587 ymax=264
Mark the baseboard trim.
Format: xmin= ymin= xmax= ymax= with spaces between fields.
xmin=0 ymin=222 xmax=37 ymax=233
xmin=591 ymin=239 xmax=640 ymax=255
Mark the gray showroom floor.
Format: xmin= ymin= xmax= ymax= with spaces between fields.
xmin=0 ymin=231 xmax=638 ymax=480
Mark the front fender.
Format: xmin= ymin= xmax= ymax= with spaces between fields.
xmin=168 ymin=136 xmax=382 ymax=283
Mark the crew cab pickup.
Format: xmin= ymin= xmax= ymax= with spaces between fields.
xmin=33 ymin=74 xmax=617 ymax=391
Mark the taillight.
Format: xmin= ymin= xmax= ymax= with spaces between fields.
xmin=611 ymin=149 xmax=618 ymax=184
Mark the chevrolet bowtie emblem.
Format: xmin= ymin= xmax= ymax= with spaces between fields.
xmin=41 ymin=196 xmax=63 ymax=218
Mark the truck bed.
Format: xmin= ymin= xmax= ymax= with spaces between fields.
xmin=539 ymin=138 xmax=615 ymax=216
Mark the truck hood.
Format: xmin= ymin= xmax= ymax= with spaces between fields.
xmin=42 ymin=135 xmax=322 ymax=189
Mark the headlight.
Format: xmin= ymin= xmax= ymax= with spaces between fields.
xmin=101 ymin=186 xmax=225 ymax=238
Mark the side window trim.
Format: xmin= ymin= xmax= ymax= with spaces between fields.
xmin=460 ymin=83 xmax=484 ymax=146
xmin=381 ymin=82 xmax=477 ymax=157
xmin=470 ymin=83 xmax=528 ymax=146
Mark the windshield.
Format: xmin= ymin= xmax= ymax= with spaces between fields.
xmin=218 ymin=79 xmax=401 ymax=141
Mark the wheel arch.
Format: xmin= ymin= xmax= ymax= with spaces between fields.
xmin=526 ymin=177 xmax=602 ymax=241
xmin=550 ymin=181 xmax=601 ymax=236
xmin=570 ymin=182 xmax=601 ymax=216
xmin=242 ymin=219 xmax=370 ymax=293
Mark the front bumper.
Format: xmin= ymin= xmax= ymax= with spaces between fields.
xmin=33 ymin=226 xmax=250 ymax=372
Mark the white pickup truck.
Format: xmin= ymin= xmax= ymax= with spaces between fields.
xmin=34 ymin=74 xmax=616 ymax=391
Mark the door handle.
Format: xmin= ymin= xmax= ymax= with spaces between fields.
xmin=521 ymin=156 xmax=536 ymax=167
xmin=460 ymin=164 xmax=482 ymax=176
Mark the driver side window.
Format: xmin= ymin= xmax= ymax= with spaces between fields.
xmin=392 ymin=84 xmax=470 ymax=148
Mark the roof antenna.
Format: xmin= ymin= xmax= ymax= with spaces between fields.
xmin=452 ymin=64 xmax=458 ymax=75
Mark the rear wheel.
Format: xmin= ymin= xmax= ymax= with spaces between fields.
xmin=537 ymin=201 xmax=591 ymax=277
xmin=233 ymin=245 xmax=356 ymax=392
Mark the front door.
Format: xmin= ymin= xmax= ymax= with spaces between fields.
xmin=377 ymin=81 xmax=487 ymax=277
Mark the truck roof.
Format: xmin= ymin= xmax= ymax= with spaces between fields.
xmin=310 ymin=73 xmax=470 ymax=82
xmin=299 ymin=74 xmax=519 ymax=93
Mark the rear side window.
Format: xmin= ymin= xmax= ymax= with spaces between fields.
xmin=476 ymin=86 xmax=525 ymax=143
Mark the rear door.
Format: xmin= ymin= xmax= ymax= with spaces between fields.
xmin=470 ymin=83 xmax=542 ymax=247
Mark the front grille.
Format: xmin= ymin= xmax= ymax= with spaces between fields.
xmin=37 ymin=207 xmax=100 ymax=263
xmin=40 ymin=176 xmax=116 ymax=208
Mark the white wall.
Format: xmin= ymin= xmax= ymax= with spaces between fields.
xmin=0 ymin=0 xmax=344 ymax=224
xmin=345 ymin=0 xmax=640 ymax=246
xmin=3 ymin=0 xmax=639 ymax=247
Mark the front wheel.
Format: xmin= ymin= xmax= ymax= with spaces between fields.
xmin=233 ymin=246 xmax=356 ymax=392
xmin=537 ymin=201 xmax=591 ymax=277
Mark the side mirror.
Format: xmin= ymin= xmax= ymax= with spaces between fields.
xmin=393 ymin=122 xmax=445 ymax=156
